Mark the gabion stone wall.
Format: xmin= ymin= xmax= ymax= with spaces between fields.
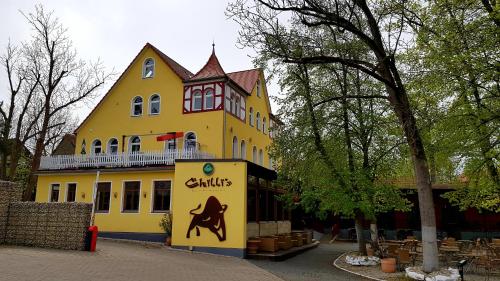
xmin=5 ymin=202 xmax=92 ymax=250
xmin=0 ymin=181 xmax=23 ymax=242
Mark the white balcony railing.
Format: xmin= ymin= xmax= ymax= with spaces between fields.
xmin=39 ymin=149 xmax=214 ymax=170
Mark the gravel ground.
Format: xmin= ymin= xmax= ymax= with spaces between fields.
xmin=250 ymin=242 xmax=368 ymax=281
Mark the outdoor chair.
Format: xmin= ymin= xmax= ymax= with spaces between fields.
xmin=397 ymin=248 xmax=412 ymax=270
xmin=386 ymin=244 xmax=400 ymax=258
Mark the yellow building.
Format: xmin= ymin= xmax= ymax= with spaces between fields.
xmin=35 ymin=43 xmax=288 ymax=257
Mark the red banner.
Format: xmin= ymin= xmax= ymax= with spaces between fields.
xmin=156 ymin=132 xmax=184 ymax=141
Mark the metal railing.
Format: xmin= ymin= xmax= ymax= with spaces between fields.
xmin=39 ymin=149 xmax=214 ymax=170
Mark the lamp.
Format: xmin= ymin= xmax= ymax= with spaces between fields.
xmin=113 ymin=192 xmax=118 ymax=198
xmin=143 ymin=192 xmax=147 ymax=198
xmin=81 ymin=192 xmax=85 ymax=199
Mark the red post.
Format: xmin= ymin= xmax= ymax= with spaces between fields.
xmin=88 ymin=226 xmax=98 ymax=252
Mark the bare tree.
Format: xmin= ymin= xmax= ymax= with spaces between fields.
xmin=228 ymin=0 xmax=440 ymax=272
xmin=19 ymin=5 xmax=111 ymax=200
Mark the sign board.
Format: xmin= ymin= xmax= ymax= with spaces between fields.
xmin=171 ymin=161 xmax=247 ymax=250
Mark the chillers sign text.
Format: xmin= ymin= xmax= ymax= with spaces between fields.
xmin=185 ymin=177 xmax=232 ymax=188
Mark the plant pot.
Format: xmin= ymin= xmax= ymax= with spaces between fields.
xmin=165 ymin=236 xmax=172 ymax=246
xmin=380 ymin=258 xmax=396 ymax=273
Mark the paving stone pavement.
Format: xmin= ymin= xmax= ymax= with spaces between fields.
xmin=250 ymin=242 xmax=368 ymax=281
xmin=0 ymin=239 xmax=283 ymax=281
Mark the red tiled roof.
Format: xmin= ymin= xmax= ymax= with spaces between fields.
xmin=227 ymin=68 xmax=260 ymax=94
xmin=189 ymin=49 xmax=226 ymax=81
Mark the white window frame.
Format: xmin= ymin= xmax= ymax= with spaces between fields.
xmin=184 ymin=132 xmax=197 ymax=150
xmin=259 ymin=149 xmax=264 ymax=165
xmin=232 ymin=136 xmax=239 ymax=159
xmin=142 ymin=58 xmax=155 ymax=78
xmin=263 ymin=117 xmax=267 ymax=134
xmin=256 ymin=112 xmax=261 ymax=131
xmin=192 ymin=90 xmax=202 ymax=111
xmin=149 ymin=94 xmax=161 ymax=115
xmin=150 ymin=179 xmax=173 ymax=213
xmin=94 ymin=181 xmax=112 ymax=214
xmin=65 ymin=182 xmax=78 ymax=202
xmin=204 ymin=88 xmax=214 ymax=110
xmin=107 ymin=138 xmax=119 ymax=154
xmin=131 ymin=96 xmax=143 ymax=116
xmin=252 ymin=146 xmax=257 ymax=163
xmin=121 ymin=180 xmax=142 ymax=214
xmin=249 ymin=107 xmax=254 ymax=126
xmin=129 ymin=136 xmax=141 ymax=153
xmin=48 ymin=183 xmax=60 ymax=202
xmin=91 ymin=139 xmax=102 ymax=155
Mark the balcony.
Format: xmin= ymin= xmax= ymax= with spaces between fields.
xmin=39 ymin=149 xmax=214 ymax=170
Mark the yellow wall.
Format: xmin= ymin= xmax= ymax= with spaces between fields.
xmin=36 ymin=169 xmax=174 ymax=233
xmin=171 ymin=161 xmax=247 ymax=249
xmin=75 ymin=46 xmax=224 ymax=157
xmin=226 ymin=72 xmax=273 ymax=167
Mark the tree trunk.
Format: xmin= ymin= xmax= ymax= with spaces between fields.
xmin=355 ymin=211 xmax=367 ymax=255
xmin=370 ymin=220 xmax=378 ymax=243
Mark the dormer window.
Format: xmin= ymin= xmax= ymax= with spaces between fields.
xmin=204 ymin=89 xmax=214 ymax=110
xmin=132 ymin=96 xmax=143 ymax=116
xmin=149 ymin=94 xmax=160 ymax=115
xmin=143 ymin=58 xmax=154 ymax=78
xmin=192 ymin=90 xmax=202 ymax=111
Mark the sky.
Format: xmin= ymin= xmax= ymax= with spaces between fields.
xmin=0 ymin=0 xmax=280 ymax=124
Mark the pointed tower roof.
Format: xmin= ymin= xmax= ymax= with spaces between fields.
xmin=189 ymin=45 xmax=226 ymax=81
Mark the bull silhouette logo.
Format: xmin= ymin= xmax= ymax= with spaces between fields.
xmin=186 ymin=196 xmax=228 ymax=241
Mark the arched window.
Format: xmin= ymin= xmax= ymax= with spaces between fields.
xmin=256 ymin=112 xmax=261 ymax=131
xmin=129 ymin=136 xmax=141 ymax=153
xmin=252 ymin=146 xmax=257 ymax=163
xmin=235 ymin=96 xmax=240 ymax=117
xmin=192 ymin=90 xmax=202 ymax=111
xmin=204 ymin=89 xmax=214 ymax=110
xmin=240 ymin=140 xmax=246 ymax=160
xmin=91 ymin=139 xmax=102 ymax=154
xmin=184 ymin=132 xmax=197 ymax=150
xmin=143 ymin=58 xmax=155 ymax=78
xmin=263 ymin=117 xmax=267 ymax=134
xmin=132 ymin=96 xmax=143 ymax=116
xmin=249 ymin=107 xmax=254 ymax=126
xmin=81 ymin=139 xmax=86 ymax=155
xmin=108 ymin=138 xmax=118 ymax=154
xmin=149 ymin=94 xmax=160 ymax=115
xmin=256 ymin=80 xmax=261 ymax=97
xmin=259 ymin=149 xmax=263 ymax=165
xmin=232 ymin=136 xmax=238 ymax=159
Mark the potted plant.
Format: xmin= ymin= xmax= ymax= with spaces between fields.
xmin=159 ymin=213 xmax=172 ymax=246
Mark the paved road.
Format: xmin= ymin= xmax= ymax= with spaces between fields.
xmin=0 ymin=240 xmax=282 ymax=281
xmin=250 ymin=242 xmax=368 ymax=281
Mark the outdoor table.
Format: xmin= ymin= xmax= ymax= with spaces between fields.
xmin=439 ymin=246 xmax=460 ymax=266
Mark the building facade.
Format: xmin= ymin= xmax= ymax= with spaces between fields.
xmin=35 ymin=43 xmax=286 ymax=256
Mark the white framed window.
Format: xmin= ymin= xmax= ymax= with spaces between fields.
xmin=259 ymin=149 xmax=264 ymax=165
xmin=192 ymin=90 xmax=202 ymax=111
xmin=149 ymin=94 xmax=160 ymax=115
xmin=132 ymin=96 xmax=143 ymax=116
xmin=152 ymin=180 xmax=172 ymax=212
xmin=235 ymin=96 xmax=240 ymax=117
xmin=256 ymin=112 xmax=261 ymax=131
xmin=184 ymin=132 xmax=197 ymax=150
xmin=49 ymin=183 xmax=60 ymax=202
xmin=249 ymin=107 xmax=254 ymax=126
xmin=122 ymin=181 xmax=140 ymax=213
xmin=252 ymin=146 xmax=257 ymax=163
xmin=232 ymin=136 xmax=238 ymax=159
xmin=263 ymin=117 xmax=267 ymax=134
xmin=66 ymin=183 xmax=77 ymax=202
xmin=91 ymin=139 xmax=102 ymax=154
xmin=240 ymin=140 xmax=246 ymax=160
xmin=129 ymin=136 xmax=141 ymax=153
xmin=143 ymin=58 xmax=155 ymax=78
xmin=165 ymin=138 xmax=176 ymax=150
xmin=108 ymin=138 xmax=118 ymax=154
xmin=204 ymin=88 xmax=214 ymax=110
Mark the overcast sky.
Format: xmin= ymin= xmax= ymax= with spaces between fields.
xmin=0 ymin=0 xmax=279 ymax=123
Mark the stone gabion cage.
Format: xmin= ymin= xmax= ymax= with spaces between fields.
xmin=0 ymin=181 xmax=92 ymax=250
